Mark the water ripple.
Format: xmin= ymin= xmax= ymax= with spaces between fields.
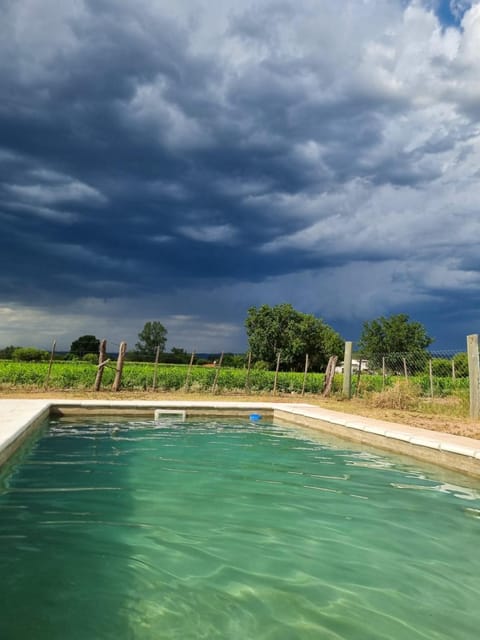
xmin=1 ymin=417 xmax=480 ymax=639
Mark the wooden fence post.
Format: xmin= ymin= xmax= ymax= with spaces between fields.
xmin=245 ymin=351 xmax=252 ymax=392
xmin=112 ymin=341 xmax=127 ymax=392
xmin=428 ymin=359 xmax=434 ymax=398
xmin=354 ymin=358 xmax=363 ymax=396
xmin=382 ymin=356 xmax=386 ymax=390
xmin=467 ymin=334 xmax=480 ymax=419
xmin=322 ymin=355 xmax=338 ymax=397
xmin=342 ymin=341 xmax=352 ymax=398
xmin=273 ymin=351 xmax=281 ymax=395
xmin=184 ymin=351 xmax=195 ymax=391
xmin=44 ymin=339 xmax=56 ymax=389
xmin=211 ymin=352 xmax=224 ymax=394
xmin=94 ymin=339 xmax=107 ymax=391
xmin=152 ymin=345 xmax=160 ymax=391
xmin=301 ymin=353 xmax=309 ymax=396
xmin=403 ymin=357 xmax=408 ymax=380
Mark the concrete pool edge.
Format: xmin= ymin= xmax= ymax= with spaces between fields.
xmin=1 ymin=399 xmax=480 ymax=477
xmin=0 ymin=400 xmax=51 ymax=468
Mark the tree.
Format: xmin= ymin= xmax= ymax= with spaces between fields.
xmin=245 ymin=303 xmax=344 ymax=371
xmin=222 ymin=353 xmax=246 ymax=368
xmin=12 ymin=347 xmax=48 ymax=362
xmin=358 ymin=314 xmax=433 ymax=371
xmin=135 ymin=321 xmax=167 ymax=358
xmin=159 ymin=347 xmax=190 ymax=364
xmin=70 ymin=335 xmax=100 ymax=358
xmin=0 ymin=345 xmax=17 ymax=359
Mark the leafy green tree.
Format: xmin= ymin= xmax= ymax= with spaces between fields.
xmin=70 ymin=335 xmax=100 ymax=358
xmin=0 ymin=345 xmax=17 ymax=359
xmin=245 ymin=303 xmax=343 ymax=371
xmin=135 ymin=321 xmax=167 ymax=358
xmin=359 ymin=314 xmax=433 ymax=371
xmin=12 ymin=347 xmax=48 ymax=361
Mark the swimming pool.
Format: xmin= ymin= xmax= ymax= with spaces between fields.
xmin=1 ymin=416 xmax=480 ymax=639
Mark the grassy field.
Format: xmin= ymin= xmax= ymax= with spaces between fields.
xmin=0 ymin=360 xmax=469 ymax=396
xmin=0 ymin=360 xmax=327 ymax=393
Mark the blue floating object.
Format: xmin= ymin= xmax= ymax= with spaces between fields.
xmin=249 ymin=413 xmax=262 ymax=421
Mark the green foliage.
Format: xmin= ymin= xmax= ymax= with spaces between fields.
xmin=12 ymin=347 xmax=48 ymax=362
xmin=453 ymin=352 xmax=468 ymax=378
xmin=0 ymin=360 xmax=326 ymax=393
xmin=0 ymin=360 xmax=470 ymax=399
xmin=82 ymin=353 xmax=98 ymax=364
xmin=63 ymin=353 xmax=79 ymax=361
xmin=0 ymin=345 xmax=17 ymax=359
xmin=245 ymin=303 xmax=343 ymax=371
xmin=135 ymin=321 xmax=167 ymax=358
xmin=222 ymin=353 xmax=246 ymax=368
xmin=359 ymin=313 xmax=433 ymax=372
xmin=429 ymin=358 xmax=451 ymax=377
xmin=70 ymin=335 xmax=100 ymax=358
xmin=158 ymin=347 xmax=191 ymax=365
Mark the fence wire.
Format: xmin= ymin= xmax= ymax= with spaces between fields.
xmin=350 ymin=347 xmax=469 ymax=398
xmin=0 ymin=337 xmax=473 ymax=399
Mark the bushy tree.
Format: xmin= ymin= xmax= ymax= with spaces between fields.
xmin=82 ymin=353 xmax=98 ymax=364
xmin=70 ymin=335 xmax=100 ymax=358
xmin=245 ymin=303 xmax=343 ymax=371
xmin=0 ymin=345 xmax=17 ymax=359
xmin=12 ymin=347 xmax=48 ymax=361
xmin=135 ymin=321 xmax=167 ymax=358
xmin=359 ymin=314 xmax=433 ymax=371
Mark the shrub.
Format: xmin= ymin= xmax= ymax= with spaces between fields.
xmin=368 ymin=380 xmax=422 ymax=410
xmin=12 ymin=347 xmax=48 ymax=362
xmin=253 ymin=360 xmax=270 ymax=371
xmin=453 ymin=353 xmax=468 ymax=378
xmin=0 ymin=345 xmax=17 ymax=359
xmin=429 ymin=358 xmax=452 ymax=377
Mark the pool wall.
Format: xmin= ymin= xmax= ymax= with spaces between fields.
xmin=274 ymin=408 xmax=480 ymax=477
xmin=1 ymin=399 xmax=480 ymax=477
xmin=0 ymin=400 xmax=50 ymax=468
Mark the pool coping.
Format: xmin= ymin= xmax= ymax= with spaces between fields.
xmin=1 ymin=399 xmax=480 ymax=477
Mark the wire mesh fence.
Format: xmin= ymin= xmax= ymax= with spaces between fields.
xmin=348 ymin=347 xmax=470 ymax=398
xmin=0 ymin=338 xmax=475 ymax=402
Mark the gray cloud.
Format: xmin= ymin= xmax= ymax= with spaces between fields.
xmin=1 ymin=0 xmax=480 ymax=350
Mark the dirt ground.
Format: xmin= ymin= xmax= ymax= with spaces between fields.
xmin=2 ymin=388 xmax=479 ymax=440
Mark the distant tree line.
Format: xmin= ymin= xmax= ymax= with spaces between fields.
xmin=0 ymin=309 xmax=470 ymax=375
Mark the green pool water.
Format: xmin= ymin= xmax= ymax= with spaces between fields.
xmin=1 ymin=417 xmax=480 ymax=639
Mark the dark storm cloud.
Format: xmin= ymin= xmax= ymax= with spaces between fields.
xmin=1 ymin=0 xmax=480 ymax=350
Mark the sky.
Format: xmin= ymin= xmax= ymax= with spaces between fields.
xmin=1 ymin=0 xmax=480 ymax=352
